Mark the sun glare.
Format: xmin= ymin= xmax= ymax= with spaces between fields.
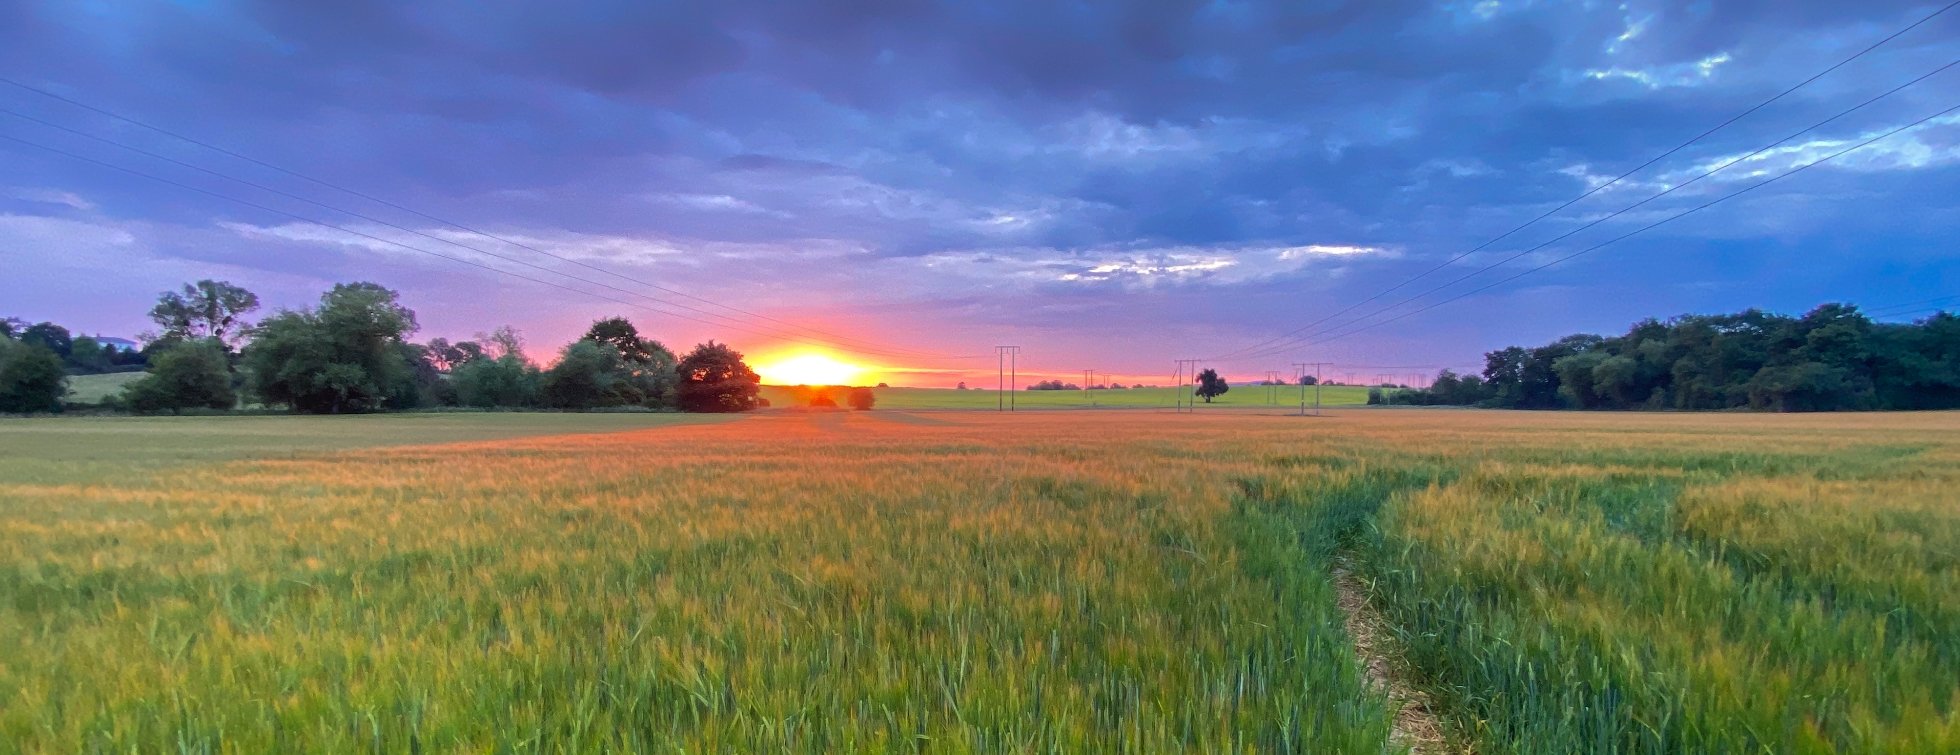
xmin=754 ymin=352 xmax=867 ymax=386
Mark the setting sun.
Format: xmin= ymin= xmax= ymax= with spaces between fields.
xmin=753 ymin=352 xmax=867 ymax=386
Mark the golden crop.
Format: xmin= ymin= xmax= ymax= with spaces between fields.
xmin=0 ymin=409 xmax=1953 ymax=753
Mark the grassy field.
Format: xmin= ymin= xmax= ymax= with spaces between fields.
xmin=761 ymin=383 xmax=1373 ymax=410
xmin=63 ymin=371 xmax=145 ymax=404
xmin=1 ymin=409 xmax=1954 ymax=751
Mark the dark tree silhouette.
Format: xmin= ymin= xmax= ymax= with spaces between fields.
xmin=675 ymin=341 xmax=762 ymax=412
xmin=1195 ymin=368 xmax=1229 ymax=403
xmin=424 ymin=337 xmax=487 ymax=373
xmin=19 ymin=322 xmax=71 ymax=357
xmin=582 ymin=317 xmax=673 ymax=365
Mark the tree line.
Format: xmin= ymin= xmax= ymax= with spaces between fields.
xmin=1382 ymin=303 xmax=1960 ymax=411
xmin=2 ymin=279 xmax=766 ymax=415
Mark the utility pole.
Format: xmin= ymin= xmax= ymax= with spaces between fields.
xmin=1293 ymin=362 xmax=1328 ymax=416
xmin=1172 ymin=359 xmax=1199 ymax=413
xmin=996 ymin=346 xmax=1021 ymax=412
xmin=1083 ymin=368 xmax=1097 ymax=407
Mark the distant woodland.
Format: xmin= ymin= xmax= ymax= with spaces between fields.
xmin=1386 ymin=304 xmax=1960 ymax=412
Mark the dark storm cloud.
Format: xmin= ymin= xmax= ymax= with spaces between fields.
xmin=2 ymin=0 xmax=1956 ymax=374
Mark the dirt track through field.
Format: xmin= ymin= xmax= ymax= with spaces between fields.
xmin=1335 ymin=565 xmax=1453 ymax=754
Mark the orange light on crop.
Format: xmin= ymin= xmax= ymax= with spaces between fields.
xmin=753 ymin=351 xmax=867 ymax=385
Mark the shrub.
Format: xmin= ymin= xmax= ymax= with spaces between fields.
xmin=123 ymin=340 xmax=235 ymax=412
xmin=0 ymin=342 xmax=66 ymax=413
xmin=848 ymin=387 xmax=876 ymax=410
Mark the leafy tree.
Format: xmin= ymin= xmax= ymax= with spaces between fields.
xmin=1553 ymin=350 xmax=1610 ymax=408
xmin=581 ymin=317 xmax=666 ymax=364
xmin=454 ymin=355 xmax=541 ymax=408
xmin=578 ymin=317 xmax=677 ymax=407
xmin=0 ymin=341 xmax=66 ymax=413
xmin=424 ymin=337 xmax=487 ymax=373
xmin=1464 ymin=301 xmax=1960 ymax=412
xmin=1482 ymin=346 xmax=1527 ymax=405
xmin=675 ymin=341 xmax=761 ymax=412
xmin=480 ymin=326 xmax=526 ymax=360
xmin=1871 ymin=313 xmax=1960 ymax=409
xmin=392 ymin=341 xmax=448 ymax=409
xmin=1747 ymin=362 xmax=1857 ymax=412
xmin=848 ymin=386 xmax=876 ymax=410
xmin=147 ymin=280 xmax=260 ymax=351
xmin=123 ymin=340 xmax=235 ymax=412
xmin=65 ymin=336 xmax=113 ymax=373
xmin=19 ymin=322 xmax=72 ymax=357
xmin=956 ymin=381 xmax=967 ymax=390
xmin=1424 ymin=369 xmax=1490 ymax=406
xmin=542 ymin=341 xmax=641 ymax=410
xmin=240 ymin=282 xmax=419 ymax=413
xmin=1194 ymin=368 xmax=1229 ymax=403
xmin=0 ymin=316 xmax=23 ymax=339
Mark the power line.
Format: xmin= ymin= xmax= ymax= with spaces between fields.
xmin=0 ymin=130 xmax=983 ymax=360
xmin=0 ymin=76 xmax=979 ymax=361
xmin=1869 ymin=304 xmax=1959 ymax=321
xmin=1207 ymin=0 xmax=1960 ymax=362
xmin=1231 ymin=55 xmax=1960 ymax=361
xmin=1866 ymin=293 xmax=1960 ymax=315
xmin=1301 ymin=101 xmax=1960 ymax=349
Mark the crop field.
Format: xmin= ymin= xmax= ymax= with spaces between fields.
xmin=1 ymin=410 xmax=1954 ymax=752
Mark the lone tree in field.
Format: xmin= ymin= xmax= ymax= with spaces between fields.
xmin=1195 ymin=368 xmax=1229 ymax=403
xmin=848 ymin=386 xmax=876 ymax=410
xmin=675 ymin=341 xmax=762 ymax=412
xmin=147 ymin=280 xmax=260 ymax=351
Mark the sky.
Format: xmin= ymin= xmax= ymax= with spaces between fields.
xmin=2 ymin=0 xmax=1957 ymax=387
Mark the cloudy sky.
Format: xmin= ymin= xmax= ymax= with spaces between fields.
xmin=2 ymin=0 xmax=1956 ymax=385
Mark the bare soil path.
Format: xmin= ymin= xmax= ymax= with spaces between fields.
xmin=1333 ymin=565 xmax=1456 ymax=754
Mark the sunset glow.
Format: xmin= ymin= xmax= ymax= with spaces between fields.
xmin=753 ymin=352 xmax=867 ymax=386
